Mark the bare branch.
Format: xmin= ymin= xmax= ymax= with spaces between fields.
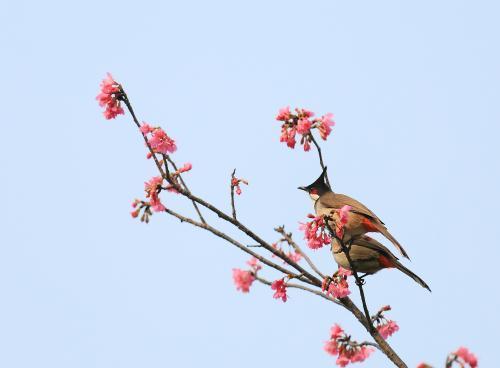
xmin=230 ymin=169 xmax=237 ymax=219
xmin=310 ymin=134 xmax=331 ymax=187
xmin=274 ymin=226 xmax=325 ymax=279
xmin=163 ymin=207 xmax=315 ymax=286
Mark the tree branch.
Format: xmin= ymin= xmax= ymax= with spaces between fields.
xmin=310 ymin=134 xmax=330 ymax=187
xmin=230 ymin=169 xmax=237 ymax=219
xmin=274 ymin=226 xmax=325 ymax=279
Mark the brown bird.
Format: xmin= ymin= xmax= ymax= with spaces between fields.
xmin=298 ymin=167 xmax=410 ymax=259
xmin=331 ymin=235 xmax=430 ymax=291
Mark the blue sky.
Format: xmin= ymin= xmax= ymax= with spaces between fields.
xmin=1 ymin=1 xmax=499 ymax=367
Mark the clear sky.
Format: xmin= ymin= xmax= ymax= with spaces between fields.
xmin=1 ymin=1 xmax=499 ymax=367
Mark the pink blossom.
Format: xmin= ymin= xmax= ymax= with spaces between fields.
xmin=287 ymin=129 xmax=297 ymax=148
xmin=377 ymin=320 xmax=399 ymax=340
xmin=324 ymin=340 xmax=339 ymax=356
xmin=336 ymin=205 xmax=352 ymax=238
xmin=327 ymin=279 xmax=351 ymax=299
xmin=336 ymin=355 xmax=350 ymax=367
xmin=144 ymin=176 xmax=163 ymax=197
xmin=416 ymin=364 xmax=432 ymax=368
xmin=324 ymin=324 xmax=374 ymax=367
xmin=271 ymin=278 xmax=288 ymax=302
xmin=148 ymin=128 xmax=177 ymax=154
xmin=130 ymin=209 xmax=140 ymax=218
xmin=455 ymin=347 xmax=478 ymax=368
xmin=350 ymin=346 xmax=374 ymax=363
xmin=231 ymin=176 xmax=248 ymax=195
xmin=276 ymin=106 xmax=291 ymax=121
xmin=177 ymin=162 xmax=192 ymax=173
xmin=140 ymin=122 xmax=154 ymax=134
xmin=144 ymin=176 xmax=166 ymax=212
xmin=299 ymin=215 xmax=331 ymax=250
xmin=96 ymin=73 xmax=124 ymax=120
xmin=317 ymin=113 xmax=335 ymax=140
xmin=287 ymin=251 xmax=302 ymax=263
xmin=296 ymin=118 xmax=312 ymax=135
xmin=297 ymin=108 xmax=314 ymax=118
xmin=149 ymin=196 xmax=166 ymax=212
xmin=337 ymin=267 xmax=352 ymax=278
xmin=330 ymin=324 xmax=344 ymax=340
xmin=324 ymin=269 xmax=352 ymax=299
xmin=232 ymin=268 xmax=255 ymax=293
xmin=246 ymin=257 xmax=262 ymax=271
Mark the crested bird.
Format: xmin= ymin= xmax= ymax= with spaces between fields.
xmin=298 ymin=167 xmax=410 ymax=259
xmin=332 ymin=235 xmax=430 ymax=291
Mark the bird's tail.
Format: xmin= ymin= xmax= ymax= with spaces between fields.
xmin=378 ymin=226 xmax=410 ymax=260
xmin=394 ymin=261 xmax=431 ymax=292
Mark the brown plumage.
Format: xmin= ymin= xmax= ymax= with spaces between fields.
xmin=299 ymin=167 xmax=410 ymax=259
xmin=332 ymin=236 xmax=430 ymax=291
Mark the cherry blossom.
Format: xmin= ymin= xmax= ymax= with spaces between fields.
xmin=275 ymin=107 xmax=335 ymax=151
xmin=231 ymin=176 xmax=248 ymax=196
xmin=324 ymin=324 xmax=374 ymax=366
xmin=246 ymin=257 xmax=262 ymax=272
xmin=144 ymin=176 xmax=165 ymax=212
xmin=271 ymin=278 xmax=288 ymax=302
xmin=453 ymin=347 xmax=478 ymax=368
xmin=324 ymin=267 xmax=352 ymax=299
xmin=232 ymin=269 xmax=255 ymax=293
xmin=377 ymin=320 xmax=400 ymax=340
xmin=299 ymin=214 xmax=331 ymax=250
xmin=96 ymin=73 xmax=125 ymax=119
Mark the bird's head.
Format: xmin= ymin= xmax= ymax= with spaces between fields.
xmin=298 ymin=167 xmax=331 ymax=201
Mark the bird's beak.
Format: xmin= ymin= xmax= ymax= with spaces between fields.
xmin=298 ymin=186 xmax=308 ymax=191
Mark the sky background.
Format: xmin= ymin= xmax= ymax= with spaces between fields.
xmin=1 ymin=1 xmax=499 ymax=367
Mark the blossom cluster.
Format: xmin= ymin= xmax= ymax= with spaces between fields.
xmin=140 ymin=122 xmax=177 ymax=157
xmin=418 ymin=346 xmax=478 ymax=368
xmin=299 ymin=214 xmax=331 ymax=250
xmin=448 ymin=347 xmax=478 ymax=368
xmin=231 ymin=175 xmax=248 ymax=196
xmin=371 ymin=305 xmax=399 ymax=340
xmin=323 ymin=267 xmax=352 ymax=299
xmin=276 ymin=107 xmax=335 ymax=151
xmin=271 ymin=278 xmax=288 ymax=302
xmin=324 ymin=324 xmax=374 ymax=367
xmin=270 ymin=241 xmax=302 ymax=264
xmin=96 ymin=73 xmax=124 ymax=119
xmin=232 ymin=258 xmax=262 ymax=293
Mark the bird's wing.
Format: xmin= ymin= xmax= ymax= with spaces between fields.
xmin=353 ymin=236 xmax=399 ymax=262
xmin=324 ymin=192 xmax=384 ymax=225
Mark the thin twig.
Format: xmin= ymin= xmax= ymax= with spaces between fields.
xmin=254 ymin=275 xmax=342 ymax=306
xmin=230 ymin=169 xmax=237 ymax=219
xmin=120 ymin=91 xmax=166 ymax=178
xmin=324 ymin=221 xmax=373 ymax=331
xmin=164 ymin=155 xmax=207 ymax=224
xmin=310 ymin=134 xmax=331 ymax=187
xmin=163 ymin=207 xmax=315 ymax=286
xmin=274 ymin=226 xmax=325 ymax=279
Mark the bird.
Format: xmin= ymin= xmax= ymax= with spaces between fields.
xmin=331 ymin=235 xmax=430 ymax=291
xmin=298 ymin=167 xmax=410 ymax=259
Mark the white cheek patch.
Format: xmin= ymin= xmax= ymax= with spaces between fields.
xmin=310 ymin=193 xmax=320 ymax=201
